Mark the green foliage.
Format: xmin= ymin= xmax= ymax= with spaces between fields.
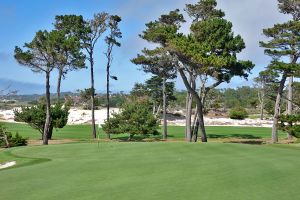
xmin=185 ymin=0 xmax=225 ymax=21
xmin=131 ymin=76 xmax=176 ymax=108
xmin=279 ymin=114 xmax=300 ymax=138
xmin=278 ymin=0 xmax=300 ymax=20
xmin=78 ymin=88 xmax=94 ymax=102
xmin=260 ymin=20 xmax=300 ymax=78
xmin=102 ymin=98 xmax=159 ymax=139
xmin=222 ymin=87 xmax=258 ymax=109
xmin=14 ymin=101 xmax=69 ymax=137
xmin=0 ymin=125 xmax=27 ymax=148
xmin=229 ymin=107 xmax=248 ymax=120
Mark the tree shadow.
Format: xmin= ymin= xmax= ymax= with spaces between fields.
xmin=225 ymin=140 xmax=264 ymax=145
xmin=208 ymin=134 xmax=261 ymax=139
xmin=111 ymin=135 xmax=162 ymax=142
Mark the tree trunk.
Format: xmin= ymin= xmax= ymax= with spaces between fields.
xmin=90 ymin=53 xmax=97 ymax=139
xmin=260 ymin=103 xmax=264 ymax=120
xmin=155 ymin=104 xmax=161 ymax=117
xmin=106 ymin=57 xmax=111 ymax=140
xmin=128 ymin=134 xmax=134 ymax=141
xmin=258 ymin=89 xmax=265 ymax=120
xmin=185 ymin=73 xmax=194 ymax=142
xmin=287 ymin=76 xmax=293 ymax=140
xmin=178 ymin=68 xmax=207 ymax=142
xmin=185 ymin=92 xmax=192 ymax=141
xmin=47 ymin=125 xmax=53 ymax=140
xmin=197 ymin=104 xmax=207 ymax=142
xmin=2 ymin=134 xmax=10 ymax=148
xmin=162 ymin=76 xmax=167 ymax=140
xmin=43 ymin=72 xmax=51 ymax=145
xmin=153 ymin=103 xmax=156 ymax=115
xmin=57 ymin=68 xmax=63 ymax=102
xmin=260 ymin=99 xmax=264 ymax=120
xmin=272 ymin=73 xmax=287 ymax=143
xmin=191 ymin=107 xmax=198 ymax=137
xmin=192 ymin=115 xmax=199 ymax=142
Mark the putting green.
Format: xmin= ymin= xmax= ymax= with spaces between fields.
xmin=1 ymin=142 xmax=300 ymax=200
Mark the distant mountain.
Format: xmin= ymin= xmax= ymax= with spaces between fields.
xmin=0 ymin=78 xmax=44 ymax=94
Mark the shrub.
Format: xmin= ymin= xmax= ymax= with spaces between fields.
xmin=279 ymin=115 xmax=300 ymax=138
xmin=14 ymin=100 xmax=69 ymax=139
xmin=229 ymin=107 xmax=248 ymax=120
xmin=0 ymin=125 xmax=28 ymax=148
xmin=102 ymin=98 xmax=159 ymax=140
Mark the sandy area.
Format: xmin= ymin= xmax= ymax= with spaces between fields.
xmin=0 ymin=161 xmax=16 ymax=169
xmin=168 ymin=117 xmax=273 ymax=127
xmin=0 ymin=108 xmax=273 ymax=127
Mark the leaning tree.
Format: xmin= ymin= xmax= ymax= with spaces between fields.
xmin=278 ymin=0 xmax=300 ymax=138
xmin=140 ymin=0 xmax=253 ymax=142
xmin=260 ymin=1 xmax=300 ymax=143
xmin=14 ymin=30 xmax=64 ymax=145
xmin=53 ymin=19 xmax=86 ymax=101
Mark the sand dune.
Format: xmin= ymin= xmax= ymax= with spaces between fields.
xmin=0 ymin=108 xmax=273 ymax=127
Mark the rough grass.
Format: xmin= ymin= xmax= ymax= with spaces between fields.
xmin=1 ymin=142 xmax=300 ymax=200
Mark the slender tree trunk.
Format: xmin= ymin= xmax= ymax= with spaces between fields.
xmin=162 ymin=76 xmax=167 ymax=140
xmin=192 ymin=114 xmax=199 ymax=142
xmin=258 ymin=89 xmax=265 ymax=120
xmin=185 ymin=73 xmax=194 ymax=142
xmin=197 ymin=104 xmax=207 ymax=142
xmin=260 ymin=101 xmax=264 ymax=120
xmin=155 ymin=104 xmax=161 ymax=116
xmin=192 ymin=81 xmax=206 ymax=142
xmin=90 ymin=53 xmax=97 ymax=139
xmin=272 ymin=73 xmax=287 ymax=143
xmin=178 ymin=68 xmax=207 ymax=142
xmin=57 ymin=68 xmax=63 ymax=102
xmin=106 ymin=56 xmax=111 ymax=140
xmin=2 ymin=134 xmax=10 ymax=148
xmin=47 ymin=125 xmax=53 ymax=140
xmin=191 ymin=107 xmax=198 ymax=136
xmin=287 ymin=76 xmax=293 ymax=140
xmin=153 ymin=103 xmax=156 ymax=115
xmin=189 ymin=95 xmax=207 ymax=143
xmin=43 ymin=72 xmax=51 ymax=145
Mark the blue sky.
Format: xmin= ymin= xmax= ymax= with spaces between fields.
xmin=0 ymin=0 xmax=291 ymax=94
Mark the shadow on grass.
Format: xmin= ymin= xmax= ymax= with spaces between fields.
xmin=208 ymin=134 xmax=261 ymax=139
xmin=1 ymin=149 xmax=51 ymax=171
xmin=225 ymin=140 xmax=264 ymax=145
xmin=111 ymin=135 xmax=163 ymax=142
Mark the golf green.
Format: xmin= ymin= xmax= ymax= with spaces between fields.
xmin=1 ymin=142 xmax=300 ymax=200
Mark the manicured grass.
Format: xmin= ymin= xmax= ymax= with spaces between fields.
xmin=0 ymin=122 xmax=286 ymax=141
xmin=1 ymin=142 xmax=300 ymax=200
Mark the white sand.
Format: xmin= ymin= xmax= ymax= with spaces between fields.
xmin=168 ymin=117 xmax=273 ymax=127
xmin=0 ymin=161 xmax=16 ymax=169
xmin=68 ymin=108 xmax=120 ymax=125
xmin=0 ymin=108 xmax=273 ymax=127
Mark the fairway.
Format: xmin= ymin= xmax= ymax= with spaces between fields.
xmin=1 ymin=142 xmax=300 ymax=200
xmin=0 ymin=122 xmax=286 ymax=141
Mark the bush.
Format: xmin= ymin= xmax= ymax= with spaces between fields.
xmin=279 ymin=115 xmax=300 ymax=138
xmin=14 ymin=100 xmax=69 ymax=139
xmin=229 ymin=107 xmax=248 ymax=120
xmin=0 ymin=125 xmax=28 ymax=148
xmin=102 ymin=98 xmax=159 ymax=140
